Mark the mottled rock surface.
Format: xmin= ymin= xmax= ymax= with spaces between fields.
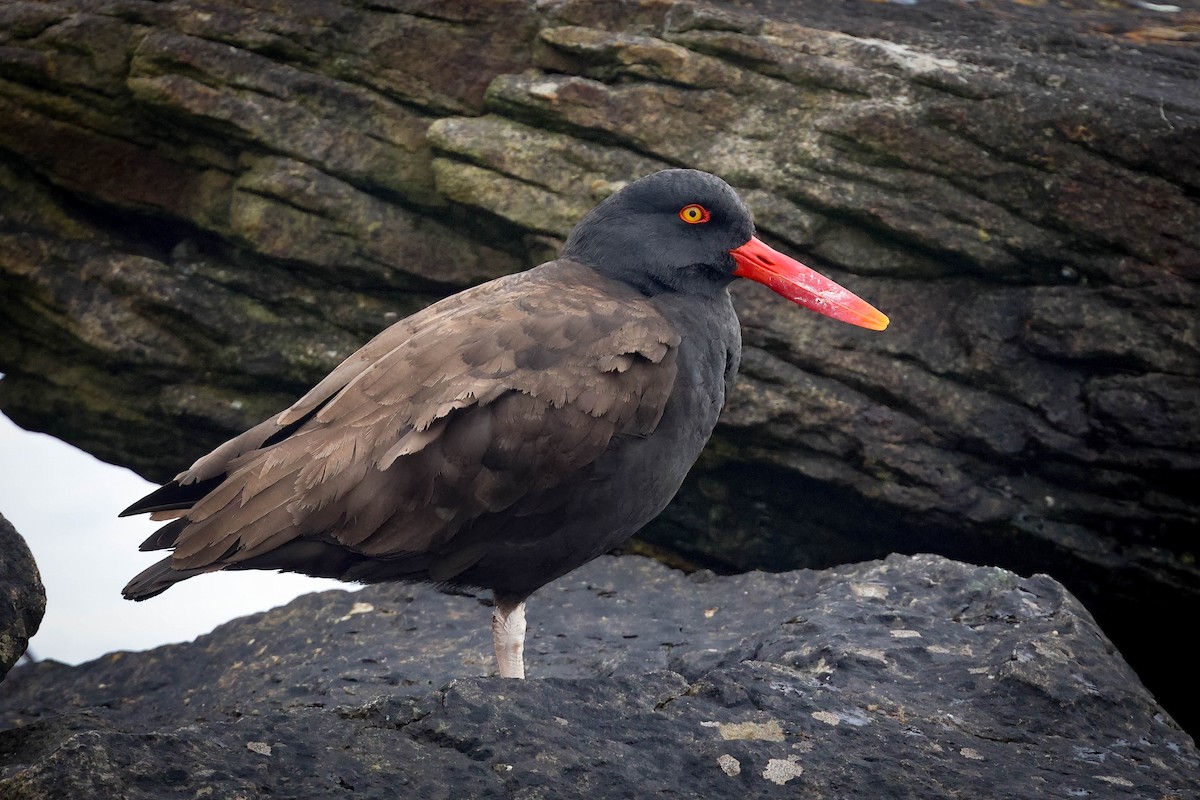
xmin=0 ymin=514 xmax=45 ymax=679
xmin=1 ymin=0 xmax=1197 ymax=732
xmin=1 ymin=555 xmax=1196 ymax=799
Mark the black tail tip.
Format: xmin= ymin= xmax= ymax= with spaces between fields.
xmin=122 ymin=587 xmax=167 ymax=602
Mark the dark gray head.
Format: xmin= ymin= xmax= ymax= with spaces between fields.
xmin=562 ymin=169 xmax=755 ymax=297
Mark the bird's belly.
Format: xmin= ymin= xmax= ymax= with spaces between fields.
xmin=460 ymin=341 xmax=730 ymax=597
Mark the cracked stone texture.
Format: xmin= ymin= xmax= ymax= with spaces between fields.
xmin=1 ymin=0 xmax=1198 ymax=735
xmin=0 ymin=514 xmax=45 ymax=679
xmin=0 ymin=555 xmax=1197 ymax=798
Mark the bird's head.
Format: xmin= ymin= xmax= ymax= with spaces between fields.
xmin=563 ymin=169 xmax=888 ymax=331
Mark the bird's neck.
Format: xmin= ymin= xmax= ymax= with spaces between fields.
xmin=572 ymin=256 xmax=735 ymax=301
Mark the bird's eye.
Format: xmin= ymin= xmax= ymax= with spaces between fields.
xmin=678 ymin=204 xmax=711 ymax=224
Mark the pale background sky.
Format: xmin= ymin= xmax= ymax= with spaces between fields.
xmin=0 ymin=410 xmax=351 ymax=666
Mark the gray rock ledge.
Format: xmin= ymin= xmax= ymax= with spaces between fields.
xmin=0 ymin=553 xmax=1195 ymax=798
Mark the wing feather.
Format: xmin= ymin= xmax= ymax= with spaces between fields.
xmin=129 ymin=262 xmax=681 ymax=586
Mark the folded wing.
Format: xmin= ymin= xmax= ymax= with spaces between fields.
xmin=122 ymin=262 xmax=680 ymax=598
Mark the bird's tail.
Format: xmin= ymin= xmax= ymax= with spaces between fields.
xmin=122 ymin=556 xmax=214 ymax=600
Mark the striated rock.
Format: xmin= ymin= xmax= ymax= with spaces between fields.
xmin=0 ymin=555 xmax=1197 ymax=798
xmin=0 ymin=514 xmax=45 ymax=679
xmin=0 ymin=0 xmax=1198 ymax=733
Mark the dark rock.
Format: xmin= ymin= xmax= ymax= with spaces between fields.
xmin=0 ymin=555 xmax=1196 ymax=798
xmin=0 ymin=0 xmax=1198 ymax=734
xmin=0 ymin=514 xmax=45 ymax=679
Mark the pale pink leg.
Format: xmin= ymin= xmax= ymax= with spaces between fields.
xmin=492 ymin=598 xmax=527 ymax=679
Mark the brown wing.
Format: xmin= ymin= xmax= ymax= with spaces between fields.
xmin=122 ymin=265 xmax=540 ymax=514
xmin=124 ymin=261 xmax=680 ymax=592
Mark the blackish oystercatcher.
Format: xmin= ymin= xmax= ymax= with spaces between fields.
xmin=121 ymin=169 xmax=888 ymax=678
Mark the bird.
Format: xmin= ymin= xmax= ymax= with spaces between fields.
xmin=120 ymin=169 xmax=888 ymax=679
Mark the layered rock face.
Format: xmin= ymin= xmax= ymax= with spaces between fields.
xmin=0 ymin=0 xmax=1197 ymax=729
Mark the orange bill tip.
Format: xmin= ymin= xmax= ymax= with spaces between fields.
xmin=730 ymin=236 xmax=889 ymax=331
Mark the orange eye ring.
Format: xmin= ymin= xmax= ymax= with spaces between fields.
xmin=678 ymin=204 xmax=711 ymax=224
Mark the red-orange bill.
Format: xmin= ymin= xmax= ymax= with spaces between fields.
xmin=730 ymin=236 xmax=889 ymax=331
